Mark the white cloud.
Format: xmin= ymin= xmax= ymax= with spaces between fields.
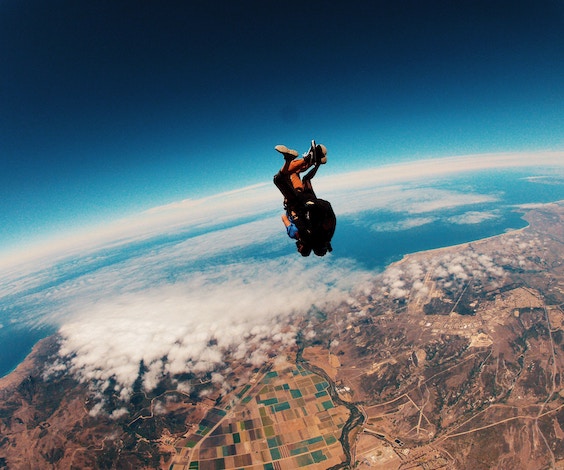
xmin=88 ymin=402 xmax=105 ymax=417
xmin=369 ymin=217 xmax=437 ymax=232
xmin=399 ymin=189 xmax=497 ymax=214
xmin=448 ymin=211 xmax=500 ymax=225
xmin=3 ymin=150 xmax=564 ymax=409
xmin=328 ymin=185 xmax=498 ymax=217
xmin=109 ymin=408 xmax=129 ymax=420
xmin=378 ymin=241 xmax=517 ymax=302
xmin=523 ymin=175 xmax=564 ymax=185
xmin=43 ymin=254 xmax=370 ymax=402
xmin=3 ymin=150 xmax=562 ymax=274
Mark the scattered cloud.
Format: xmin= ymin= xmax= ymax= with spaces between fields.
xmin=39 ymin=249 xmax=370 ymax=402
xmin=523 ymin=175 xmax=564 ymax=185
xmin=447 ymin=210 xmax=500 ymax=225
xmin=334 ymin=185 xmax=499 ymax=218
xmin=369 ymin=217 xmax=437 ymax=233
xmin=376 ymin=232 xmax=536 ymax=304
xmin=403 ymin=190 xmax=497 ymax=214
xmin=1 ymin=151 xmax=563 ymax=410
xmin=3 ymin=151 xmax=562 ymax=272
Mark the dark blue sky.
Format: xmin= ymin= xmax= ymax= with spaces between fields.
xmin=1 ymin=0 xmax=563 ymax=252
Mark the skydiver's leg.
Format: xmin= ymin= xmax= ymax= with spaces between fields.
xmin=274 ymin=146 xmax=303 ymax=202
xmin=275 ymin=145 xmax=298 ymax=173
xmin=280 ymin=158 xmax=314 ymax=192
xmin=273 ymin=171 xmax=298 ymax=205
xmin=275 ymin=144 xmax=317 ymax=194
xmin=290 ymin=172 xmax=304 ymax=192
xmin=288 ymin=159 xmax=319 ymax=191
xmin=281 ymin=158 xmax=312 ymax=175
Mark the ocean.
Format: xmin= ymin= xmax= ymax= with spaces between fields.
xmin=1 ymin=168 xmax=562 ymax=378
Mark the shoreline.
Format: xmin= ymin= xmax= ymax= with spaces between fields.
xmin=396 ymin=224 xmax=530 ymax=267
xmin=0 ymin=201 xmax=561 ymax=390
xmin=0 ymin=223 xmax=530 ymax=390
xmin=0 ymin=335 xmax=57 ymax=392
xmin=391 ymin=201 xmax=564 ymax=267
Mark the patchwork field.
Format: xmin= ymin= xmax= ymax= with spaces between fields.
xmin=175 ymin=363 xmax=349 ymax=469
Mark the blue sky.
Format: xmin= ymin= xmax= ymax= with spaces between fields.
xmin=1 ymin=0 xmax=563 ymax=253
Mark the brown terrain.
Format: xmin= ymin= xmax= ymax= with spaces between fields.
xmin=1 ymin=201 xmax=564 ymax=469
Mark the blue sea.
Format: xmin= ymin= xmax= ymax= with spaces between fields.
xmin=331 ymin=170 xmax=563 ymax=269
xmin=0 ymin=325 xmax=56 ymax=377
xmin=1 ymin=168 xmax=563 ymax=378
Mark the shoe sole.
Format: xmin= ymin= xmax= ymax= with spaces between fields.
xmin=275 ymin=145 xmax=299 ymax=158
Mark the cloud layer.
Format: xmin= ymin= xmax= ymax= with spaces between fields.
xmin=43 ymin=255 xmax=369 ymax=409
xmin=2 ymin=150 xmax=562 ymax=270
xmin=1 ymin=151 xmax=563 ymax=411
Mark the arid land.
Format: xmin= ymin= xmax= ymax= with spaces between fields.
xmin=1 ymin=201 xmax=564 ymax=469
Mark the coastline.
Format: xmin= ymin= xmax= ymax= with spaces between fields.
xmin=0 ymin=201 xmax=561 ymax=393
xmin=0 ymin=335 xmax=57 ymax=392
xmin=396 ymin=224 xmax=530 ymax=267
xmin=392 ymin=200 xmax=564 ymax=268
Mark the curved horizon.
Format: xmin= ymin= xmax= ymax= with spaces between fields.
xmin=1 ymin=150 xmax=563 ymax=272
xmin=2 ymin=0 xmax=563 ymax=263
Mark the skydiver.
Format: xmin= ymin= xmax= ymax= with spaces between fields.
xmin=273 ymin=141 xmax=336 ymax=257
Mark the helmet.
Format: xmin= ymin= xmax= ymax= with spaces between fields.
xmin=315 ymin=144 xmax=327 ymax=164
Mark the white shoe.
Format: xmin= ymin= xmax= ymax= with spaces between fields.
xmin=275 ymin=144 xmax=299 ymax=161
